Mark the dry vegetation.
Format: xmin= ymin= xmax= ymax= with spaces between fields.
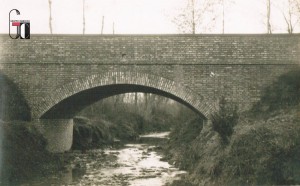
xmin=73 ymin=93 xmax=183 ymax=150
xmin=167 ymin=68 xmax=300 ymax=185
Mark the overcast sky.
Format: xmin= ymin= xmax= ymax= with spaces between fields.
xmin=1 ymin=0 xmax=299 ymax=34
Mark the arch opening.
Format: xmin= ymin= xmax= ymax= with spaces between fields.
xmin=41 ymin=84 xmax=206 ymax=119
xmin=34 ymin=72 xmax=216 ymax=120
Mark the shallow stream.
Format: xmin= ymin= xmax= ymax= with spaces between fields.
xmin=21 ymin=132 xmax=186 ymax=186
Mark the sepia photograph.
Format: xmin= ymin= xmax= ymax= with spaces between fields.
xmin=0 ymin=0 xmax=300 ymax=185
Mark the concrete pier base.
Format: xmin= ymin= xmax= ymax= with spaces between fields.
xmin=34 ymin=119 xmax=73 ymax=153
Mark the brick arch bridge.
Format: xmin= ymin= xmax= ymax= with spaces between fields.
xmin=37 ymin=71 xmax=214 ymax=120
xmin=0 ymin=34 xmax=299 ymax=152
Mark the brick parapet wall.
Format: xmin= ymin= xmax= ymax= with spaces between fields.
xmin=1 ymin=34 xmax=299 ymax=65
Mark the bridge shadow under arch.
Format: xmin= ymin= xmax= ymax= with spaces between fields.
xmin=35 ymin=72 xmax=216 ymax=120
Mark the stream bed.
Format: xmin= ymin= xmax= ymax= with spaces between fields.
xmin=21 ymin=132 xmax=186 ymax=186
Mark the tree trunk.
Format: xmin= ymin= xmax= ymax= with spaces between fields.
xmin=267 ymin=0 xmax=272 ymax=34
xmin=222 ymin=0 xmax=225 ymax=34
xmin=82 ymin=0 xmax=86 ymax=34
xmin=191 ymin=0 xmax=196 ymax=34
xmin=135 ymin=92 xmax=138 ymax=113
xmin=48 ymin=0 xmax=53 ymax=34
xmin=101 ymin=16 xmax=105 ymax=34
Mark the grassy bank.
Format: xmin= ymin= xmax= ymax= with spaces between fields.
xmin=0 ymin=121 xmax=67 ymax=185
xmin=72 ymin=108 xmax=184 ymax=150
xmin=165 ymin=68 xmax=300 ymax=185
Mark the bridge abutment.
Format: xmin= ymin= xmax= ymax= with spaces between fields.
xmin=202 ymin=119 xmax=212 ymax=133
xmin=34 ymin=119 xmax=73 ymax=153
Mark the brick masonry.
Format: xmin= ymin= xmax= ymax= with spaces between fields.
xmin=33 ymin=119 xmax=73 ymax=152
xmin=0 ymin=34 xmax=299 ymax=120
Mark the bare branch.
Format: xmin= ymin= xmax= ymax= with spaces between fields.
xmin=172 ymin=0 xmax=222 ymax=34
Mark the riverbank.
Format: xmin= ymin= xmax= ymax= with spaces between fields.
xmin=163 ymin=69 xmax=300 ymax=185
xmin=0 ymin=121 xmax=69 ymax=185
xmin=164 ymin=106 xmax=300 ymax=185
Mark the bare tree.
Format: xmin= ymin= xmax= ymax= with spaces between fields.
xmin=191 ymin=0 xmax=196 ymax=34
xmin=220 ymin=0 xmax=235 ymax=34
xmin=135 ymin=92 xmax=138 ymax=112
xmin=83 ymin=0 xmax=86 ymax=34
xmin=101 ymin=16 xmax=105 ymax=34
xmin=258 ymin=0 xmax=273 ymax=33
xmin=172 ymin=0 xmax=221 ymax=34
xmin=222 ymin=0 xmax=225 ymax=33
xmin=267 ymin=0 xmax=272 ymax=33
xmin=284 ymin=0 xmax=295 ymax=33
xmin=295 ymin=0 xmax=300 ymax=12
xmin=114 ymin=94 xmax=125 ymax=110
xmin=277 ymin=0 xmax=300 ymax=33
xmin=48 ymin=0 xmax=53 ymax=34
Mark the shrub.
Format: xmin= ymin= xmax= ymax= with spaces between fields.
xmin=211 ymin=97 xmax=238 ymax=144
xmin=72 ymin=116 xmax=115 ymax=150
xmin=167 ymin=117 xmax=203 ymax=170
xmin=225 ymin=124 xmax=300 ymax=185
xmin=253 ymin=68 xmax=300 ymax=113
